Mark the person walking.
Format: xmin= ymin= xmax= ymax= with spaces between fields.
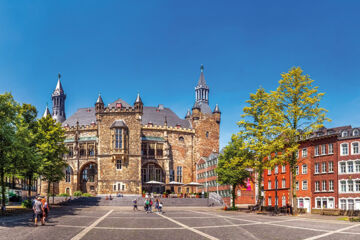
xmin=133 ymin=199 xmax=138 ymax=211
xmin=145 ymin=198 xmax=150 ymax=213
xmin=33 ymin=196 xmax=44 ymax=227
xmin=42 ymin=198 xmax=50 ymax=222
xmin=158 ymin=201 xmax=163 ymax=214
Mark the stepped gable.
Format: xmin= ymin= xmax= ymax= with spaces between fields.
xmin=62 ymin=107 xmax=96 ymax=127
xmin=107 ymin=98 xmax=131 ymax=108
xmin=142 ymin=106 xmax=192 ymax=129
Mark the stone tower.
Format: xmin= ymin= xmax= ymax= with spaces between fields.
xmin=52 ymin=73 xmax=66 ymax=123
xmin=191 ymin=65 xmax=221 ymax=167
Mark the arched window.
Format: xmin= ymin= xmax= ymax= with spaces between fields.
xmin=82 ymin=163 xmax=97 ymax=182
xmin=342 ymin=131 xmax=348 ymax=137
xmin=179 ymin=136 xmax=184 ymax=141
xmin=65 ymin=166 xmax=72 ymax=183
xmin=206 ymin=132 xmax=209 ymax=138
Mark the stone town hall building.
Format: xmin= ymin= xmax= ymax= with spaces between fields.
xmin=42 ymin=66 xmax=221 ymax=195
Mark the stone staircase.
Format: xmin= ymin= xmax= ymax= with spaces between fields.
xmin=62 ymin=195 xmax=224 ymax=207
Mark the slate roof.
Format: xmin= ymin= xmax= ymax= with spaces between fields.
xmin=107 ymin=98 xmax=132 ymax=109
xmin=110 ymin=120 xmax=127 ymax=128
xmin=62 ymin=102 xmax=192 ymax=129
xmin=193 ymin=102 xmax=212 ymax=114
xmin=62 ymin=107 xmax=96 ymax=127
xmin=142 ymin=107 xmax=192 ymax=128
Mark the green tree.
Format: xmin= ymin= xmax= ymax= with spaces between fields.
xmin=37 ymin=114 xmax=68 ymax=203
xmin=273 ymin=67 xmax=329 ymax=213
xmin=238 ymin=87 xmax=283 ymax=205
xmin=216 ymin=135 xmax=252 ymax=208
xmin=0 ymin=93 xmax=18 ymax=212
xmin=15 ymin=103 xmax=40 ymax=197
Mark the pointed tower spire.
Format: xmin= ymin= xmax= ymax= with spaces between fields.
xmin=95 ymin=92 xmax=104 ymax=113
xmin=51 ymin=72 xmax=66 ymax=123
xmin=135 ymin=92 xmax=142 ymax=104
xmin=43 ymin=104 xmax=51 ymax=118
xmin=96 ymin=92 xmax=104 ymax=104
xmin=194 ymin=65 xmax=211 ymax=113
xmin=185 ymin=109 xmax=191 ymax=119
xmin=213 ymin=104 xmax=220 ymax=113
xmin=134 ymin=92 xmax=143 ymax=112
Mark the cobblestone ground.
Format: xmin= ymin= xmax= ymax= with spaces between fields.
xmin=1 ymin=206 xmax=360 ymax=240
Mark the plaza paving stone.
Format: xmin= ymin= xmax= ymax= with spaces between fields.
xmin=1 ymin=206 xmax=360 ymax=240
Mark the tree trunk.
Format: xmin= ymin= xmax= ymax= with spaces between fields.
xmin=232 ymin=184 xmax=236 ymax=208
xmin=52 ymin=183 xmax=55 ymax=204
xmin=290 ymin=153 xmax=297 ymax=215
xmin=47 ymin=181 xmax=51 ymax=204
xmin=28 ymin=173 xmax=32 ymax=198
xmin=257 ymin=166 xmax=263 ymax=205
xmin=0 ymin=167 xmax=6 ymax=213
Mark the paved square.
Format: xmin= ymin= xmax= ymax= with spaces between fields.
xmin=1 ymin=206 xmax=360 ymax=240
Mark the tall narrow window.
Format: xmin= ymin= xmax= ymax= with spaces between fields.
xmin=341 ymin=181 xmax=346 ymax=192
xmin=115 ymin=128 xmax=122 ymax=149
xmin=315 ymin=181 xmax=320 ymax=192
xmin=341 ymin=143 xmax=349 ymax=155
xmin=322 ymin=180 xmax=326 ymax=191
xmin=348 ymin=180 xmax=354 ymax=192
xmin=329 ymin=180 xmax=334 ymax=191
xmin=282 ymin=165 xmax=286 ymax=173
xmin=176 ymin=166 xmax=183 ymax=182
xmin=328 ymin=144 xmax=333 ymax=154
xmin=348 ymin=161 xmax=354 ymax=173
xmin=282 ymin=179 xmax=286 ymax=188
xmin=314 ymin=146 xmax=319 ymax=156
xmin=322 ymin=162 xmax=326 ymax=173
xmin=275 ymin=165 xmax=278 ymax=174
xmin=148 ymin=143 xmax=155 ymax=157
xmin=315 ymin=163 xmax=319 ymax=174
xmin=352 ymin=142 xmax=359 ymax=154
xmin=156 ymin=143 xmax=163 ymax=158
xmin=268 ymin=180 xmax=272 ymax=190
xmin=302 ymin=180 xmax=308 ymax=190
xmin=340 ymin=162 xmax=346 ymax=173
xmin=302 ymin=148 xmax=307 ymax=158
xmin=65 ymin=166 xmax=72 ymax=183
xmin=328 ymin=162 xmax=334 ymax=172
xmin=321 ymin=144 xmax=326 ymax=155
xmin=302 ymin=164 xmax=308 ymax=174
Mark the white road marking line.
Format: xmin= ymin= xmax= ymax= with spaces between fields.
xmin=303 ymin=223 xmax=360 ymax=240
xmin=187 ymin=210 xmax=259 ymax=223
xmin=71 ymin=209 xmax=113 ymax=240
xmin=156 ymin=213 xmax=220 ymax=240
xmin=222 ymin=216 xmax=260 ymax=240
xmin=56 ymin=224 xmax=87 ymax=228
xmin=95 ymin=226 xmax=184 ymax=230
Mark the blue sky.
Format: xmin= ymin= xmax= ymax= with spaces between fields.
xmin=1 ymin=1 xmax=360 ymax=148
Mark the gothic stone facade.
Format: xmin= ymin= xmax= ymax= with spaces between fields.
xmin=42 ymin=67 xmax=221 ymax=195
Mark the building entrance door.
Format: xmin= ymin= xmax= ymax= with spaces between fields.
xmin=304 ymin=198 xmax=310 ymax=213
xmin=80 ymin=163 xmax=98 ymax=194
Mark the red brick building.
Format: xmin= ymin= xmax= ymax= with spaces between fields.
xmin=264 ymin=162 xmax=290 ymax=209
xmin=196 ymin=152 xmax=256 ymax=206
xmin=337 ymin=126 xmax=360 ymax=210
xmin=264 ymin=126 xmax=359 ymax=212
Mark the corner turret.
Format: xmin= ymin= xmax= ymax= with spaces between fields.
xmin=134 ymin=93 xmax=143 ymax=112
xmin=95 ymin=93 xmax=105 ymax=113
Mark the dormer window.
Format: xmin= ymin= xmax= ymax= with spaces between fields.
xmin=342 ymin=131 xmax=348 ymax=137
xmin=353 ymin=129 xmax=359 ymax=136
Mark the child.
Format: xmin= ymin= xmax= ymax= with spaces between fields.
xmin=133 ymin=199 xmax=138 ymax=211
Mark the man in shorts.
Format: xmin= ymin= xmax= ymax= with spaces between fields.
xmin=33 ymin=197 xmax=44 ymax=226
